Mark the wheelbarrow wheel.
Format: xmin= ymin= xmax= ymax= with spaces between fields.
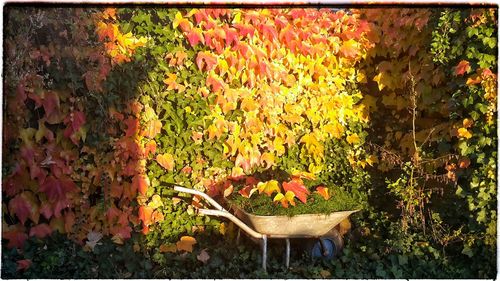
xmin=308 ymin=228 xmax=343 ymax=259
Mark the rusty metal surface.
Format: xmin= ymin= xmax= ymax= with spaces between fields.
xmin=231 ymin=206 xmax=359 ymax=238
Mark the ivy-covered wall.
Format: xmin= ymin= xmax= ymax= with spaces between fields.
xmin=2 ymin=6 xmax=497 ymax=278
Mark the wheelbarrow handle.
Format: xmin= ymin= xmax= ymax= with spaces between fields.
xmin=173 ymin=185 xmax=225 ymax=211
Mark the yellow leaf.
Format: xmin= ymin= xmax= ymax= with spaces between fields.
xmin=346 ymin=133 xmax=360 ymax=144
xmin=156 ymin=153 xmax=175 ymax=171
xmin=176 ymin=236 xmax=197 ymax=252
xmin=457 ymin=127 xmax=472 ymax=139
xmin=366 ymin=155 xmax=379 ymax=166
xmin=260 ymin=152 xmax=275 ymax=169
xmin=373 ymin=72 xmax=386 ymax=91
xmin=148 ymin=194 xmax=163 ymax=209
xmin=257 ymin=180 xmax=281 ymax=196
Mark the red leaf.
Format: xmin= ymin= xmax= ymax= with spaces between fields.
xmin=206 ymin=73 xmax=224 ymax=93
xmin=39 ymin=176 xmax=78 ymax=201
xmin=110 ymin=224 xmax=132 ymax=239
xmin=187 ymin=28 xmax=205 ymax=47
xmin=42 ymin=91 xmax=60 ymax=119
xmin=454 ymin=60 xmax=471 ymax=76
xmin=16 ymin=259 xmax=32 ymax=271
xmin=132 ymin=174 xmax=149 ymax=196
xmin=233 ymin=23 xmax=255 ymax=38
xmin=223 ymin=25 xmax=238 ymax=47
xmin=8 ymin=194 xmax=32 ymax=224
xmin=196 ymin=51 xmax=218 ymax=72
xmin=110 ymin=181 xmax=123 ymax=198
xmin=29 ymin=223 xmax=52 ymax=239
xmin=124 ymin=117 xmax=139 ymax=137
xmin=3 ymin=225 xmax=28 ymax=249
xmin=63 ymin=111 xmax=86 ymax=141
xmin=282 ymin=180 xmax=310 ymax=204
xmin=138 ymin=205 xmax=154 ymax=227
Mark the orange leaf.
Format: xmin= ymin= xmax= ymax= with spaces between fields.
xmin=315 ymin=186 xmax=330 ymax=200
xmin=156 ymin=153 xmax=175 ymax=171
xmin=196 ymin=51 xmax=218 ymax=72
xmin=466 ymin=75 xmax=481 ymax=85
xmin=138 ymin=205 xmax=154 ymax=227
xmin=454 ymin=60 xmax=470 ymax=76
xmin=282 ymin=180 xmax=310 ymax=204
xmin=176 ymin=236 xmax=197 ymax=252
xmin=144 ymin=140 xmax=157 ymax=157
xmin=29 ymin=223 xmax=52 ymax=239
xmin=152 ymin=210 xmax=164 ymax=223
xmin=133 ymin=174 xmax=149 ymax=196
xmin=459 ymin=157 xmax=471 ymax=169
xmin=463 ymin=118 xmax=473 ymax=128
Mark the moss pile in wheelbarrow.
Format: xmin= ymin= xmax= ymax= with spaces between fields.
xmin=225 ymin=169 xmax=361 ymax=217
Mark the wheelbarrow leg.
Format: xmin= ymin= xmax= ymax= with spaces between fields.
xmin=236 ymin=228 xmax=241 ymax=245
xmin=285 ymin=238 xmax=290 ymax=269
xmin=262 ymin=235 xmax=267 ymax=271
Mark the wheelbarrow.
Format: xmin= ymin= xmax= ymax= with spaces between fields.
xmin=174 ymin=185 xmax=359 ymax=271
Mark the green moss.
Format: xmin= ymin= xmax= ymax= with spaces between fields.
xmin=227 ymin=183 xmax=361 ymax=216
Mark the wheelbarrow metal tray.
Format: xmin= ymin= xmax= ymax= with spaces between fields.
xmin=232 ymin=206 xmax=359 ymax=238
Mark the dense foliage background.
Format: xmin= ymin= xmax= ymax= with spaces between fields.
xmin=2 ymin=6 xmax=497 ymax=278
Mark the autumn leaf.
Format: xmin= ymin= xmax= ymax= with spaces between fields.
xmin=454 ymin=60 xmax=471 ymax=76
xmin=148 ymin=194 xmax=164 ymax=209
xmin=457 ymin=127 xmax=472 ymax=139
xmin=176 ymin=236 xmax=197 ymax=252
xmin=346 ymin=133 xmax=360 ymax=144
xmin=132 ymin=174 xmax=149 ymax=196
xmin=463 ymin=118 xmax=473 ymax=128
xmin=156 ymin=153 xmax=175 ymax=171
xmin=282 ymin=180 xmax=310 ymax=204
xmin=340 ymin=39 xmax=359 ymax=58
xmin=29 ymin=223 xmax=52 ymax=239
xmin=459 ymin=157 xmax=471 ymax=169
xmin=257 ymin=180 xmax=281 ymax=196
xmin=164 ymin=73 xmax=180 ymax=91
xmin=466 ymin=74 xmax=481 ymax=85
xmin=273 ymin=191 xmax=296 ymax=208
xmin=143 ymin=119 xmax=162 ymax=139
xmin=138 ymin=205 xmax=154 ymax=227
xmin=196 ymin=51 xmax=218 ymax=72
xmin=238 ymin=185 xmax=258 ymax=198
xmin=3 ymin=224 xmax=28 ymax=249
xmin=172 ymin=11 xmax=192 ymax=32
xmin=16 ymin=259 xmax=32 ymax=271
xmin=40 ymin=176 xmax=77 ymax=201
xmin=315 ymin=186 xmax=330 ymax=200
xmin=124 ymin=117 xmax=139 ymax=137
xmin=8 ymin=193 xmax=35 ymax=225
xmin=187 ymin=28 xmax=205 ymax=46
xmin=197 ymin=249 xmax=210 ymax=264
